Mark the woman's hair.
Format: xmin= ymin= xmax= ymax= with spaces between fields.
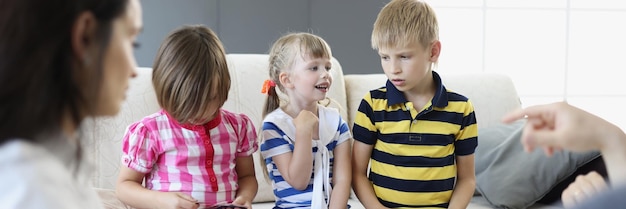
xmin=262 ymin=32 xmax=332 ymax=117
xmin=0 ymin=0 xmax=129 ymax=144
xmin=152 ymin=25 xmax=230 ymax=124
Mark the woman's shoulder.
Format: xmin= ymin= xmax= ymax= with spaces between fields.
xmin=0 ymin=140 xmax=67 ymax=170
xmin=0 ymin=141 xmax=102 ymax=209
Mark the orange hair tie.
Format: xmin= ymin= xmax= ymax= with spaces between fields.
xmin=261 ymin=79 xmax=276 ymax=94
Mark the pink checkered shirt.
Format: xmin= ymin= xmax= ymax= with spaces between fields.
xmin=121 ymin=109 xmax=258 ymax=204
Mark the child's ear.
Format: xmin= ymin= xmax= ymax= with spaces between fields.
xmin=429 ymin=40 xmax=441 ymax=62
xmin=279 ymin=72 xmax=294 ymax=89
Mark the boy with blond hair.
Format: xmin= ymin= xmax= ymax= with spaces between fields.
xmin=351 ymin=0 xmax=478 ymax=208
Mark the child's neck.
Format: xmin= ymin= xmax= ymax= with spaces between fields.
xmin=403 ymin=76 xmax=436 ymax=111
xmin=282 ymin=102 xmax=318 ymax=118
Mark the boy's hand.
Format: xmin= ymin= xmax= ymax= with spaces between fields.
xmin=156 ymin=192 xmax=199 ymax=209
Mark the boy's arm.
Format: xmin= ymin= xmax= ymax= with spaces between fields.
xmin=116 ymin=166 xmax=199 ymax=209
xmin=232 ymin=155 xmax=258 ymax=208
xmin=352 ymin=141 xmax=388 ymax=209
xmin=351 ymin=94 xmax=387 ymax=208
xmin=447 ymin=154 xmax=476 ymax=209
xmin=328 ymin=141 xmax=352 ymax=209
xmin=448 ymin=100 xmax=478 ymax=208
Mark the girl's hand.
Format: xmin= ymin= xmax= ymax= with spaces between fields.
xmin=562 ymin=171 xmax=608 ymax=209
xmin=156 ymin=192 xmax=199 ymax=209
xmin=230 ymin=196 xmax=252 ymax=208
xmin=293 ymin=110 xmax=318 ymax=139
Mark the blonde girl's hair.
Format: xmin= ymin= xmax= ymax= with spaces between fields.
xmin=152 ymin=25 xmax=230 ymax=124
xmin=259 ymin=32 xmax=333 ymax=181
xmin=262 ymin=32 xmax=332 ymax=118
xmin=371 ymin=0 xmax=439 ymax=51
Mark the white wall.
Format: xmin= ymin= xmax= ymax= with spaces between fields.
xmin=427 ymin=0 xmax=626 ymax=130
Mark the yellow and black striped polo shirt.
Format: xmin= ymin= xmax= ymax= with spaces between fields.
xmin=353 ymin=71 xmax=478 ymax=208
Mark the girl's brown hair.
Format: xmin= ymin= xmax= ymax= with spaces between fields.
xmin=152 ymin=25 xmax=230 ymax=124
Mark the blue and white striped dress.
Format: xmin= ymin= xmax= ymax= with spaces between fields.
xmin=260 ymin=106 xmax=351 ymax=209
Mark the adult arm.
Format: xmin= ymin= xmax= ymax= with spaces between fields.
xmin=502 ymin=102 xmax=626 ymax=185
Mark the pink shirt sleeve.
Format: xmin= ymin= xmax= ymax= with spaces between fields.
xmin=235 ymin=114 xmax=259 ymax=157
xmin=121 ymin=121 xmax=160 ymax=173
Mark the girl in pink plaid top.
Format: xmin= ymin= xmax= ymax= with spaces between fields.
xmin=116 ymin=25 xmax=259 ymax=209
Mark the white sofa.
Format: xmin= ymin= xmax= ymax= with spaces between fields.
xmin=85 ymin=54 xmax=559 ymax=209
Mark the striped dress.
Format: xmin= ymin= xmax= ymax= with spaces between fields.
xmin=260 ymin=106 xmax=351 ymax=209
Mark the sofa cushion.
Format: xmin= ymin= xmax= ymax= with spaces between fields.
xmin=475 ymin=119 xmax=601 ymax=209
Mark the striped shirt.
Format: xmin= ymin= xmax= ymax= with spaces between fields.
xmin=260 ymin=106 xmax=351 ymax=209
xmin=352 ymin=71 xmax=478 ymax=208
xmin=121 ymin=109 xmax=258 ymax=205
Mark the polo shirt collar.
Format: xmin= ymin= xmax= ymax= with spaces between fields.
xmin=386 ymin=71 xmax=448 ymax=108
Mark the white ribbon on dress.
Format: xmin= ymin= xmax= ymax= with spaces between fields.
xmin=266 ymin=105 xmax=339 ymax=209
xmin=311 ymin=105 xmax=339 ymax=209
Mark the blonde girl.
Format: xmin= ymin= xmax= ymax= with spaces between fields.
xmin=259 ymin=32 xmax=352 ymax=209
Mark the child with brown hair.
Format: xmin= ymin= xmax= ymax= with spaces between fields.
xmin=115 ymin=25 xmax=258 ymax=209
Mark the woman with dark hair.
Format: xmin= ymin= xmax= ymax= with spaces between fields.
xmin=0 ymin=0 xmax=142 ymax=208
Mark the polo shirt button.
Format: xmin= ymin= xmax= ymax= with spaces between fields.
xmin=204 ymin=140 xmax=210 ymax=145
xmin=206 ymin=160 xmax=212 ymax=165
xmin=210 ymin=177 xmax=216 ymax=182
xmin=412 ymin=120 xmax=417 ymax=124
